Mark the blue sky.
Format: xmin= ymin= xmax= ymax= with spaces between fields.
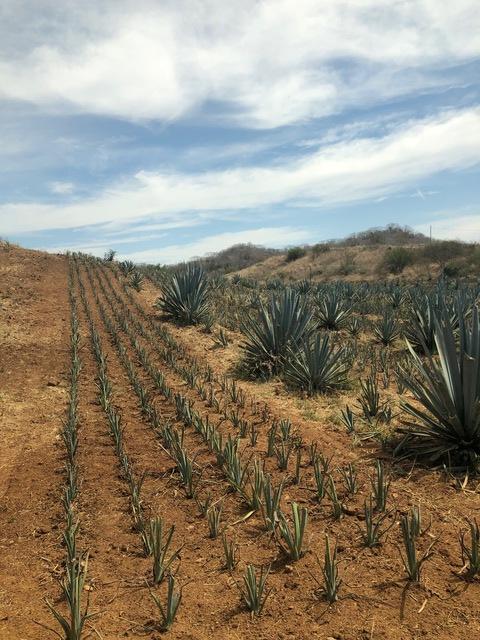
xmin=0 ymin=1 xmax=479 ymax=263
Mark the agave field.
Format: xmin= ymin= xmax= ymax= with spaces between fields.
xmin=1 ymin=245 xmax=480 ymax=640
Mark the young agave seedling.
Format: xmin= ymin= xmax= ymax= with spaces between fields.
xmin=275 ymin=439 xmax=294 ymax=471
xmin=172 ymin=445 xmax=197 ymax=498
xmin=244 ymin=460 xmax=265 ymax=511
xmin=277 ymin=502 xmax=308 ymax=561
xmin=371 ymin=460 xmax=390 ymax=512
xmin=150 ymin=575 xmax=182 ymax=631
xmin=195 ymin=491 xmax=212 ymax=516
xmin=239 ymin=564 xmax=271 ymax=617
xmin=293 ymin=447 xmax=302 ymax=485
xmin=207 ymin=505 xmax=223 ymax=539
xmin=63 ymin=509 xmax=80 ymax=563
xmin=459 ymin=519 xmax=480 ymax=581
xmin=327 ymin=475 xmax=343 ymax=520
xmin=321 ymin=536 xmax=341 ymax=603
xmin=266 ymin=423 xmax=277 ymax=457
xmin=313 ymin=457 xmax=326 ymax=503
xmin=249 ymin=422 xmax=259 ymax=447
xmin=46 ymin=553 xmax=93 ymax=640
xmin=399 ymin=515 xmax=435 ymax=582
xmin=340 ymin=463 xmax=358 ymax=495
xmin=262 ymin=475 xmax=284 ymax=531
xmin=145 ymin=517 xmax=182 ymax=584
xmin=212 ymin=327 xmax=229 ymax=348
xmin=340 ymin=405 xmax=355 ymax=434
xmin=358 ymin=374 xmax=381 ymax=421
xmin=408 ymin=505 xmax=422 ymax=538
xmin=278 ymin=418 xmax=293 ymax=441
xmin=222 ymin=533 xmax=239 ymax=571
xmin=318 ymin=453 xmax=332 ymax=474
xmin=360 ymin=498 xmax=394 ymax=548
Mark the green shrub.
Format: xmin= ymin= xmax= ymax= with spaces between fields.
xmin=337 ymin=251 xmax=356 ymax=275
xmin=443 ymin=262 xmax=462 ymax=278
xmin=381 ymin=247 xmax=413 ymax=274
xmin=286 ymin=246 xmax=307 ymax=262
xmin=311 ymin=242 xmax=331 ymax=259
xmin=421 ymin=240 xmax=466 ymax=267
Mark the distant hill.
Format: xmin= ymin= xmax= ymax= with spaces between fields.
xmin=188 ymin=243 xmax=280 ymax=274
xmin=169 ymin=224 xmax=478 ymax=282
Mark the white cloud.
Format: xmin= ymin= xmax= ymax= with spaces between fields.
xmin=117 ymin=226 xmax=310 ymax=264
xmin=415 ymin=214 xmax=480 ymax=242
xmin=49 ymin=181 xmax=75 ymax=194
xmin=1 ymin=107 xmax=479 ymax=235
xmin=0 ymin=1 xmax=478 ymax=127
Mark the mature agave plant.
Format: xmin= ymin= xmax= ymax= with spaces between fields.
xmin=316 ymin=290 xmax=351 ymax=330
xmin=156 ymin=264 xmax=210 ymax=325
xmin=283 ymin=334 xmax=349 ymax=394
xmin=241 ymin=289 xmax=315 ymax=378
xmin=373 ymin=311 xmax=400 ymax=346
xmin=397 ymin=304 xmax=480 ymax=468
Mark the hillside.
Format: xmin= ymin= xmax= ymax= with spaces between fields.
xmin=162 ymin=225 xmax=479 ymax=283
xmin=233 ymin=240 xmax=480 ymax=282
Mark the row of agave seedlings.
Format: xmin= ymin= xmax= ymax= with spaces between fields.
xmin=43 ymin=263 xmax=92 ymax=639
xmin=101 ymin=263 xmax=274 ymax=427
xmin=82 ymin=259 xmax=308 ymax=619
xmin=74 ymin=259 xmax=183 ymax=632
xmin=83 ymin=260 xmax=347 ymax=608
xmin=82 ymin=258 xmax=480 ymax=614
xmin=84 ymin=262 xmax=350 ymax=600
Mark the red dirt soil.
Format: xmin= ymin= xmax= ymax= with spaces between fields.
xmin=1 ymin=244 xmax=479 ymax=640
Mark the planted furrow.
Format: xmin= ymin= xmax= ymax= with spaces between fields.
xmin=68 ymin=259 xmax=161 ymax=637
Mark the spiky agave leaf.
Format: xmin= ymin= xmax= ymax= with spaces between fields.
xmin=283 ymin=333 xmax=349 ymax=394
xmin=156 ymin=264 xmax=210 ymax=325
xmin=396 ymin=304 xmax=480 ymax=468
xmin=241 ymin=289 xmax=315 ymax=378
xmin=403 ymin=294 xmax=437 ymax=353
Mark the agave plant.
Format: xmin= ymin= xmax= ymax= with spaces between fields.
xmin=386 ymin=286 xmax=407 ymax=308
xmin=404 ymin=294 xmax=437 ymax=353
xmin=119 ymin=260 xmax=135 ymax=276
xmin=316 ymin=290 xmax=351 ymax=330
xmin=241 ymin=289 xmax=315 ymax=377
xmin=283 ymin=334 xmax=349 ymax=394
xmin=156 ymin=264 xmax=210 ymax=325
xmin=397 ymin=304 xmax=480 ymax=468
xmin=129 ymin=271 xmax=144 ymax=292
xmin=373 ymin=312 xmax=400 ymax=346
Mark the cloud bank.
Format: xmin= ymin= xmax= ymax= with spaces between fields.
xmin=1 ymin=1 xmax=479 ymax=127
xmin=1 ymin=107 xmax=478 ymax=235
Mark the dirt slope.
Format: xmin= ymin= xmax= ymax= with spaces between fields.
xmin=0 ymin=245 xmax=69 ymax=637
xmin=233 ymin=244 xmax=440 ymax=282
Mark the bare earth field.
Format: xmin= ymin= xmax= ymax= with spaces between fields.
xmin=1 ymin=245 xmax=479 ymax=640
